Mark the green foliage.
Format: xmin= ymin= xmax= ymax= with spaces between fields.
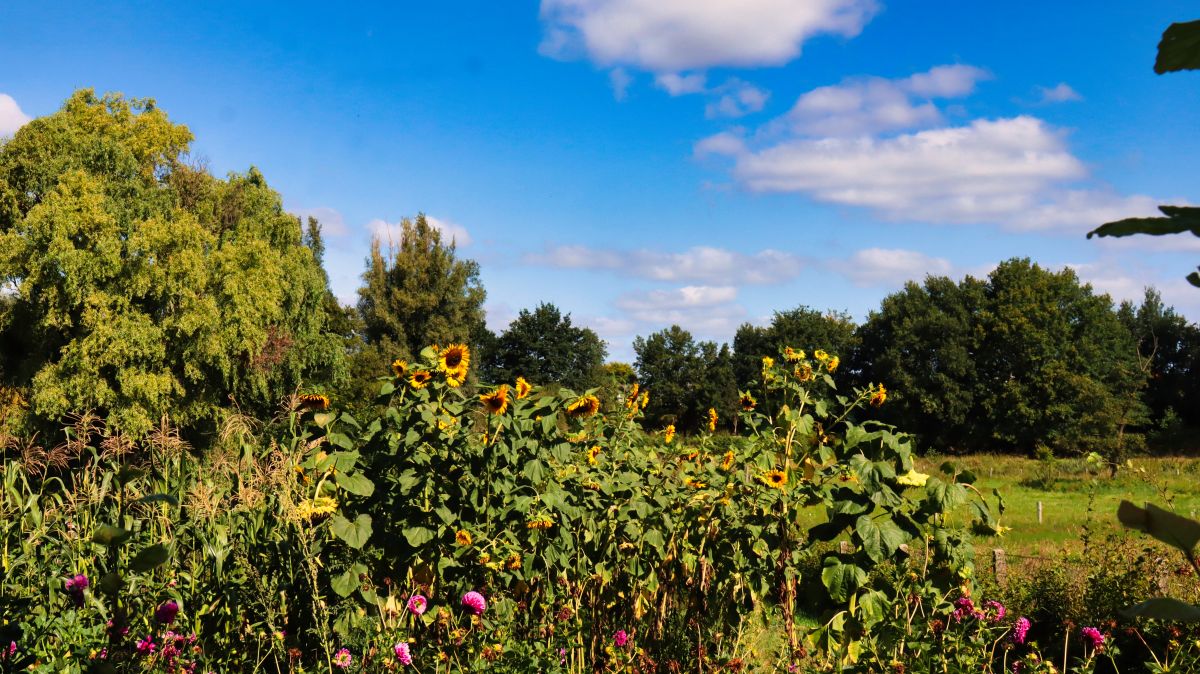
xmin=477 ymin=302 xmax=606 ymax=391
xmin=0 ymin=90 xmax=343 ymax=436
xmin=1155 ymin=20 xmax=1200 ymax=74
xmin=734 ymin=306 xmax=858 ymax=394
xmin=633 ymin=325 xmax=738 ymax=432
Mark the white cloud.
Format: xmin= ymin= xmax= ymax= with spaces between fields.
xmin=706 ymin=80 xmax=770 ymax=119
xmin=1008 ymin=190 xmax=1161 ymax=232
xmin=367 ymin=215 xmax=472 ymax=247
xmin=613 ymin=286 xmax=748 ymax=338
xmin=539 ymin=0 xmax=879 ymax=72
xmin=525 ymin=244 xmax=804 ymax=284
xmin=609 ymin=68 xmax=633 ymax=100
xmin=1035 ymin=82 xmax=1082 ymax=104
xmin=615 ymin=285 xmax=738 ymax=311
xmin=290 ymin=206 xmax=349 ymax=236
xmin=655 ymin=72 xmax=707 ymax=95
xmin=0 ymin=94 xmax=31 ymax=137
xmin=783 ymin=64 xmax=989 ymax=136
xmin=1068 ymin=262 xmax=1200 ymax=319
xmin=694 ymin=130 xmax=748 ymax=157
xmin=832 ymin=248 xmax=955 ymax=287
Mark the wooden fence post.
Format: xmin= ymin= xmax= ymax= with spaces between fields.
xmin=992 ymin=548 xmax=1008 ymax=586
xmin=1037 ymin=501 xmax=1043 ymax=524
xmin=839 ymin=540 xmax=854 ymax=555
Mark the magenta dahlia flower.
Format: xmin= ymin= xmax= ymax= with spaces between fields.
xmin=155 ymin=600 xmax=179 ymax=625
xmin=1081 ymin=626 xmax=1105 ymax=650
xmin=461 ymin=591 xmax=487 ymax=615
xmin=1013 ymin=616 xmax=1031 ymax=645
xmin=394 ymin=642 xmax=412 ymax=665
xmin=407 ymin=594 xmax=427 ymax=616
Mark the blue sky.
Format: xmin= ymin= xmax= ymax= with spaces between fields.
xmin=2 ymin=1 xmax=1198 ymax=361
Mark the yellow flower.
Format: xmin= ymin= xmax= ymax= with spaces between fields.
xmin=478 ymin=552 xmax=491 ymax=564
xmin=438 ymin=343 xmax=470 ymax=380
xmin=706 ymin=408 xmax=718 ymax=432
xmin=481 ymin=385 xmax=510 ymax=415
xmin=828 ymin=356 xmax=840 ymax=373
xmin=761 ymin=356 xmax=775 ymax=379
xmin=870 ymin=383 xmax=887 ymax=407
xmin=586 ymin=445 xmax=602 ymax=465
xmin=456 ymin=529 xmax=473 ymax=546
xmin=297 ymin=393 xmax=330 ymax=412
xmin=794 ymin=363 xmax=814 ymax=382
xmin=783 ymin=347 xmax=805 ymax=363
xmin=739 ymin=392 xmax=756 ymax=411
xmin=506 ymin=553 xmax=522 ymax=570
xmin=639 ymin=390 xmax=650 ymax=410
xmin=526 ymin=515 xmax=554 ymax=530
xmin=721 ymin=450 xmax=735 ymax=471
xmin=295 ymin=496 xmax=338 ymax=520
xmin=566 ymin=394 xmax=600 ymax=418
xmin=897 ymin=469 xmax=929 ymax=487
xmin=664 ymin=424 xmax=676 ymax=444
xmin=391 ymin=358 xmax=408 ymax=377
xmin=409 ymin=370 xmax=432 ymax=389
xmin=760 ymin=470 xmax=788 ymax=490
xmin=445 ymin=368 xmax=467 ymax=388
xmin=625 ymin=383 xmax=640 ymax=409
xmin=515 ymin=376 xmax=532 ymax=399
xmin=683 ymin=477 xmax=707 ymax=489
xmin=814 ymin=349 xmax=829 ymax=361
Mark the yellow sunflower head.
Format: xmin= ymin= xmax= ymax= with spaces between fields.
xmin=515 ymin=376 xmax=532 ymax=399
xmin=625 ymin=382 xmax=640 ymax=409
xmin=683 ymin=477 xmax=707 ymax=489
xmin=870 ymin=383 xmax=888 ymax=407
xmin=721 ymin=450 xmax=735 ymax=471
xmin=739 ymin=392 xmax=757 ymax=411
xmin=445 ymin=369 xmax=467 ymax=388
xmin=481 ymin=385 xmax=509 ymax=415
xmin=814 ymin=349 xmax=829 ymax=362
xmin=664 ymin=424 xmax=676 ymax=444
xmin=566 ymin=394 xmax=600 ymax=418
xmin=586 ymin=445 xmax=601 ymax=466
xmin=706 ymin=407 xmax=718 ymax=432
xmin=794 ymin=363 xmax=814 ymax=382
xmin=455 ymin=529 xmax=473 ymax=546
xmin=761 ymin=470 xmax=788 ymax=490
xmin=391 ymin=358 xmax=408 ymax=378
xmin=828 ymin=355 xmax=840 ymax=373
xmin=783 ymin=347 xmax=805 ymax=363
xmin=409 ymin=370 xmax=432 ymax=389
xmin=297 ymin=393 xmax=330 ymax=412
xmin=639 ymin=390 xmax=650 ymax=410
xmin=438 ymin=343 xmax=470 ymax=378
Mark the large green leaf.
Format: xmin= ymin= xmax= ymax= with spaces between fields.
xmin=855 ymin=515 xmax=907 ymax=563
xmin=92 ymin=525 xmax=132 ymax=547
xmin=1122 ymin=597 xmax=1200 ymax=621
xmin=403 ymin=526 xmax=435 ymax=547
xmin=331 ymin=514 xmax=373 ymax=549
xmin=1156 ymin=20 xmax=1200 ymax=74
xmin=821 ymin=556 xmax=867 ymax=603
xmin=129 ymin=544 xmax=171 ymax=572
xmin=334 ymin=471 xmax=375 ymax=497
xmin=1117 ymin=500 xmax=1200 ymax=556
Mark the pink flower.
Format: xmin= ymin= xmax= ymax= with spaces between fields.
xmin=136 ymin=637 xmax=156 ymax=655
xmin=984 ymin=600 xmax=1006 ymax=623
xmin=333 ymin=648 xmax=352 ymax=669
xmin=1081 ymin=626 xmax=1105 ymax=650
xmin=407 ymin=594 xmax=427 ymax=616
xmin=613 ymin=630 xmax=629 ymax=647
xmin=155 ymin=600 xmax=180 ymax=625
xmin=1013 ymin=617 xmax=1031 ymax=645
xmin=951 ymin=596 xmax=981 ymax=622
xmin=65 ymin=574 xmax=89 ymax=607
xmin=3 ymin=641 xmax=15 ymax=659
xmin=461 ymin=591 xmax=487 ymax=616
xmin=394 ymin=642 xmax=412 ymax=665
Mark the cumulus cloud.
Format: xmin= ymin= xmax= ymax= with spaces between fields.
xmin=655 ymin=72 xmax=707 ymax=95
xmin=539 ymin=0 xmax=879 ymax=72
xmin=525 ymin=244 xmax=804 ymax=284
xmin=832 ymin=248 xmax=955 ymax=287
xmin=367 ymin=215 xmax=472 ymax=247
xmin=0 ymin=94 xmax=31 ymax=137
xmin=1034 ymin=82 xmax=1082 ymax=104
xmin=1067 ymin=262 xmax=1200 ymax=319
xmin=613 ymin=286 xmax=748 ymax=338
xmin=782 ymin=64 xmax=989 ymax=136
xmin=290 ymin=206 xmax=349 ymax=236
xmin=706 ymin=80 xmax=770 ymax=119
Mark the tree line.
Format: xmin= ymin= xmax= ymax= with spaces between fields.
xmin=1 ymin=90 xmax=1197 ymax=457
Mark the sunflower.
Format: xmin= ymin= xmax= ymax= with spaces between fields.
xmin=760 ymin=470 xmax=788 ymax=490
xmin=391 ymin=358 xmax=408 ymax=378
xmin=515 ymin=376 xmax=532 ymax=399
xmin=828 ymin=356 xmax=840 ymax=373
xmin=526 ymin=515 xmax=554 ymax=530
xmin=721 ymin=450 xmax=735 ymax=471
xmin=683 ymin=477 xmax=707 ymax=489
xmin=639 ymin=391 xmax=650 ymax=410
xmin=297 ymin=393 xmax=330 ymax=412
xmin=870 ymin=383 xmax=888 ymax=407
xmin=739 ymin=392 xmax=757 ymax=411
xmin=445 ymin=368 xmax=467 ymax=388
xmin=783 ymin=347 xmax=805 ymax=363
xmin=814 ymin=349 xmax=829 ymax=362
xmin=438 ymin=343 xmax=470 ymax=380
xmin=481 ymin=385 xmax=509 ymax=415
xmin=625 ymin=383 xmax=640 ymax=409
xmin=794 ymin=363 xmax=814 ymax=382
xmin=455 ymin=529 xmax=473 ymax=546
xmin=664 ymin=424 xmax=676 ymax=444
xmin=586 ymin=445 xmax=601 ymax=466
xmin=566 ymin=394 xmax=600 ymax=418
xmin=706 ymin=408 xmax=718 ymax=432
xmin=409 ymin=370 xmax=432 ymax=389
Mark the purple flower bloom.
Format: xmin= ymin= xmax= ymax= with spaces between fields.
xmin=155 ymin=600 xmax=180 ymax=625
xmin=65 ymin=574 xmax=89 ymax=607
xmin=394 ymin=642 xmax=412 ymax=665
xmin=613 ymin=630 xmax=629 ymax=647
xmin=461 ymin=591 xmax=487 ymax=616
xmin=333 ymin=648 xmax=352 ymax=669
xmin=3 ymin=641 xmax=15 ymax=659
xmin=407 ymin=594 xmax=427 ymax=616
xmin=1013 ymin=617 xmax=1031 ymax=645
xmin=136 ymin=637 xmax=156 ymax=655
xmin=1081 ymin=626 xmax=1105 ymax=650
xmin=559 ymin=647 xmax=567 ymax=665
xmin=984 ymin=600 xmax=1007 ymax=623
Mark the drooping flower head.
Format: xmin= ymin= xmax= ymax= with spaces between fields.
xmin=1013 ymin=617 xmax=1031 ymax=645
xmin=566 ymin=395 xmax=600 ymax=418
xmin=462 ymin=591 xmax=487 ymax=616
xmin=515 ymin=376 xmax=532 ymax=399
xmin=783 ymin=347 xmax=805 ymax=363
xmin=706 ymin=408 xmax=718 ymax=432
xmin=625 ymin=383 xmax=640 ymax=409
xmin=613 ymin=630 xmax=629 ymax=647
xmin=480 ymin=385 xmax=509 ymax=415
xmin=154 ymin=600 xmax=179 ymax=625
xmin=407 ymin=595 xmax=427 ymax=616
xmin=1081 ymin=626 xmax=1105 ymax=650
xmin=984 ymin=600 xmax=1007 ymax=623
xmin=297 ymin=393 xmax=330 ymax=412
xmin=394 ymin=642 xmax=413 ymax=665
xmin=455 ymin=529 xmax=472 ymax=546
xmin=814 ymin=349 xmax=829 ymax=362
xmin=721 ymin=450 xmax=735 ymax=471
xmin=828 ymin=355 xmax=840 ymax=372
xmin=869 ymin=383 xmax=888 ymax=407
xmin=333 ymin=648 xmax=353 ymax=669
xmin=586 ymin=446 xmax=601 ymax=466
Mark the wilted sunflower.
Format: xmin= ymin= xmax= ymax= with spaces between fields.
xmin=297 ymin=393 xmax=330 ymax=412
xmin=409 ymin=370 xmax=432 ymax=390
xmin=760 ymin=470 xmax=788 ymax=490
xmin=456 ymin=529 xmax=473 ymax=546
xmin=739 ymin=392 xmax=757 ymax=411
xmin=870 ymin=383 xmax=888 ymax=407
xmin=439 ymin=344 xmax=470 ymax=380
xmin=515 ymin=376 xmax=532 ymax=399
xmin=639 ymin=390 xmax=650 ymax=410
xmin=566 ymin=394 xmax=600 ymax=418
xmin=794 ymin=363 xmax=814 ymax=382
xmin=586 ymin=445 xmax=601 ymax=466
xmin=391 ymin=358 xmax=408 ymax=378
xmin=814 ymin=349 xmax=829 ymax=362
xmin=706 ymin=408 xmax=718 ymax=432
xmin=625 ymin=383 xmax=640 ymax=409
xmin=664 ymin=424 xmax=676 ymax=444
xmin=527 ymin=515 xmax=554 ymax=530
xmin=783 ymin=347 xmax=805 ymax=363
xmin=683 ymin=477 xmax=707 ymax=489
xmin=481 ymin=385 xmax=509 ymax=415
xmin=721 ymin=450 xmax=735 ymax=471
xmin=828 ymin=356 xmax=840 ymax=373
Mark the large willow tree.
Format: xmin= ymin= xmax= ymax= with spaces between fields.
xmin=0 ymin=90 xmax=343 ymax=436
